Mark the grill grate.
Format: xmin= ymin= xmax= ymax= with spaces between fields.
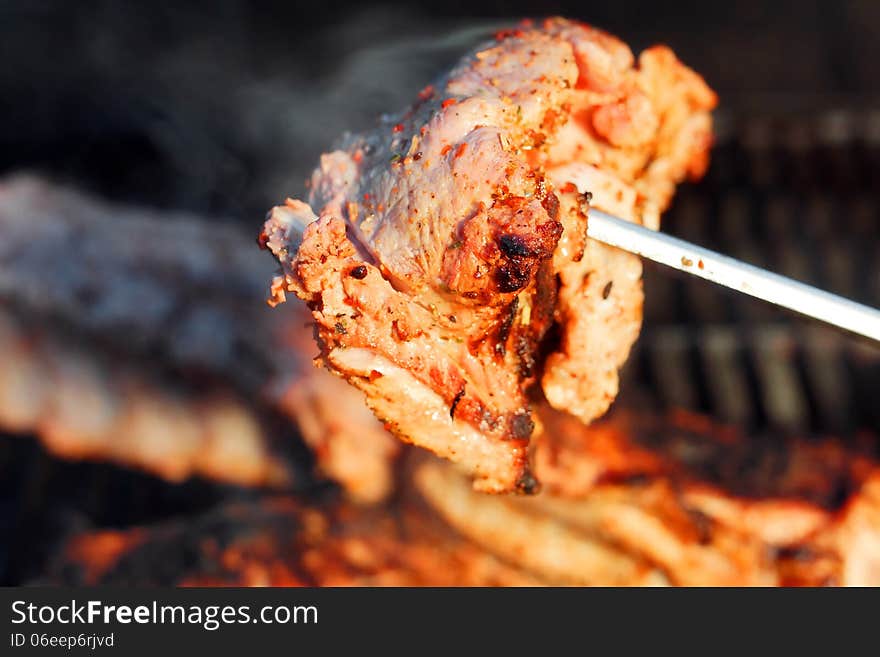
xmin=627 ymin=108 xmax=880 ymax=438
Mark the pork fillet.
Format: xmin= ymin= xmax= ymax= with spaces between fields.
xmin=262 ymin=18 xmax=716 ymax=492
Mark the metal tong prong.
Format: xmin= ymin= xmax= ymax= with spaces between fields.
xmin=587 ymin=209 xmax=880 ymax=344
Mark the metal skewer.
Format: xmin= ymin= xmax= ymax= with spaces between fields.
xmin=587 ymin=209 xmax=880 ymax=343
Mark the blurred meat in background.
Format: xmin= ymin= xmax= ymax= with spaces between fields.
xmin=0 ymin=0 xmax=878 ymax=585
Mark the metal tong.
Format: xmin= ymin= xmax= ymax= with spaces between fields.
xmin=587 ymin=209 xmax=880 ymax=343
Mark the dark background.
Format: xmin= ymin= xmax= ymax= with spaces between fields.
xmin=2 ymin=0 xmax=878 ymax=222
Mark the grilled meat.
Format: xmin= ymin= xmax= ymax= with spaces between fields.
xmin=416 ymin=407 xmax=880 ymax=586
xmin=262 ymin=18 xmax=716 ymax=492
xmin=279 ymin=365 xmax=399 ymax=504
xmin=0 ymin=175 xmax=397 ymax=495
xmin=46 ymin=496 xmax=544 ymax=586
xmin=414 ymin=459 xmax=774 ymax=586
xmin=47 ymin=405 xmax=880 ymax=586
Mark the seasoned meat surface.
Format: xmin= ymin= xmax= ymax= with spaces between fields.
xmin=262 ymin=18 xmax=716 ymax=492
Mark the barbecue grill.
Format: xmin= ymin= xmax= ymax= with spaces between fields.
xmin=2 ymin=106 xmax=876 ymax=584
xmin=0 ymin=2 xmax=878 ymax=586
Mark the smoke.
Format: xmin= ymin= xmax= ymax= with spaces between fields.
xmin=3 ymin=1 xmax=873 ymax=222
xmin=234 ymin=10 xmax=502 ymax=213
xmin=0 ymin=1 xmax=505 ymax=222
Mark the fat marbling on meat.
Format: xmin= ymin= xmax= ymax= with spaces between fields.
xmin=261 ymin=18 xmax=716 ymax=493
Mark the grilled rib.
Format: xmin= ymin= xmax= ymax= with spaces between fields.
xmin=0 ymin=175 xmax=397 ymax=496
